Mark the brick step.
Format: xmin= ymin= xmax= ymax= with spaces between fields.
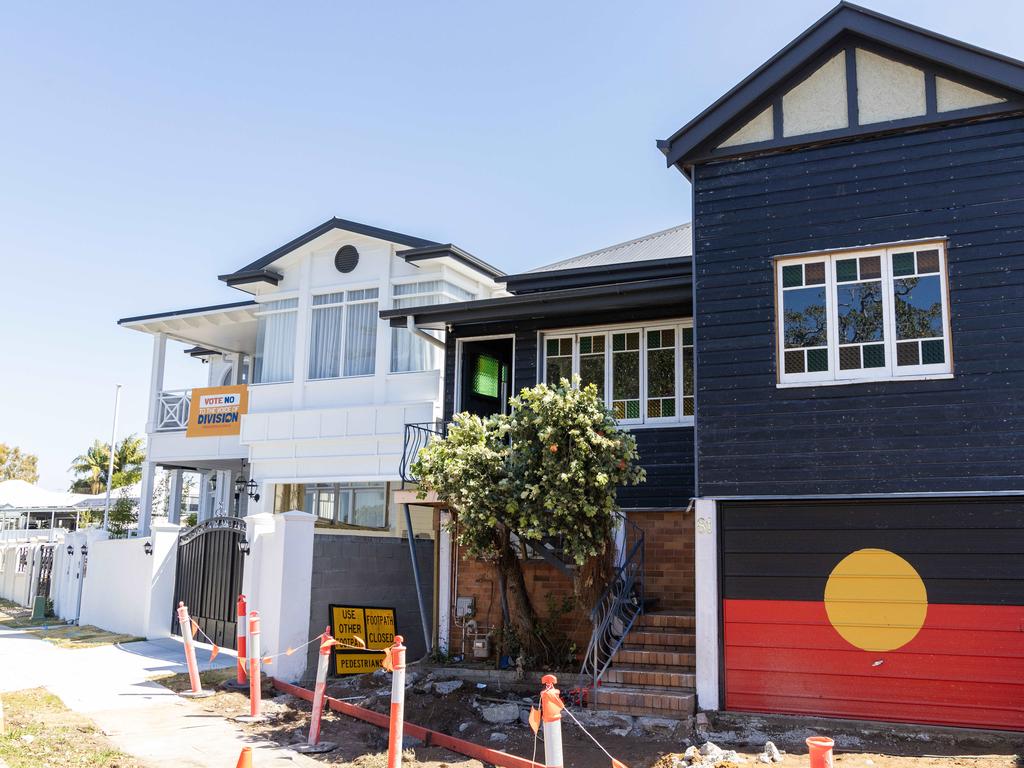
xmin=603 ymin=666 xmax=695 ymax=689
xmin=591 ymin=685 xmax=695 ymax=718
xmin=614 ymin=648 xmax=695 ymax=668
xmin=635 ymin=612 xmax=695 ymax=631
xmin=627 ymin=630 xmax=695 ymax=648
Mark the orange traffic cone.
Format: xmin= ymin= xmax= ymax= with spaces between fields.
xmin=235 ymin=746 xmax=252 ymax=768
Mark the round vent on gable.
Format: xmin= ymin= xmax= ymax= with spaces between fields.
xmin=334 ymin=245 xmax=359 ymax=273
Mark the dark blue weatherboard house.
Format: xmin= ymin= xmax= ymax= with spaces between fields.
xmin=389 ymin=1 xmax=1023 ymax=731
xmin=386 ymin=224 xmax=704 ymax=718
xmin=661 ymin=3 xmax=1024 ymax=730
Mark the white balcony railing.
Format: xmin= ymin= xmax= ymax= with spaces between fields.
xmin=156 ymin=389 xmax=191 ymax=431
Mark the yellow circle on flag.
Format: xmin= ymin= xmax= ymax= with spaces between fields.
xmin=824 ymin=548 xmax=928 ymax=652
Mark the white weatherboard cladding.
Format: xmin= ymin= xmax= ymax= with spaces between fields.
xmin=240 ymin=401 xmax=433 ymax=482
xmin=856 ymin=48 xmax=926 ymax=124
xmin=783 ymin=52 xmax=848 ymax=137
xmin=718 ymin=106 xmax=774 ymax=148
xmin=936 ymin=76 xmax=1004 ymax=112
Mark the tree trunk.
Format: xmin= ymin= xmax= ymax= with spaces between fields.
xmin=496 ymin=537 xmax=544 ymax=659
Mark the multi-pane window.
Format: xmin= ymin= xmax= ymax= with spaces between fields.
xmin=543 ymin=322 xmax=693 ymax=425
xmin=308 ymin=289 xmax=380 ymax=379
xmin=254 ymin=298 xmax=298 ymax=384
xmin=776 ymin=241 xmax=951 ymax=384
xmin=303 ymin=482 xmax=388 ymax=529
xmin=391 ymin=280 xmax=476 ymax=373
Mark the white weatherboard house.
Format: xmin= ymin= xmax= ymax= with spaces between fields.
xmin=120 ymin=217 xmax=503 ymax=535
xmin=118 ymin=219 xmax=504 ymax=661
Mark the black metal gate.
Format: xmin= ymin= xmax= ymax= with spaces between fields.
xmin=171 ymin=517 xmax=246 ymax=649
xmin=36 ymin=544 xmax=55 ymax=599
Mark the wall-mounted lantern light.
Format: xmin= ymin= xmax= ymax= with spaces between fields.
xmin=237 ymin=539 xmax=250 ymax=556
xmin=66 ymin=544 xmax=74 ymax=556
xmin=143 ymin=541 xmax=154 ymax=556
xmin=80 ymin=544 xmax=88 ymax=556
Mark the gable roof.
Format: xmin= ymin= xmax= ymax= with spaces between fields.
xmin=658 ymin=2 xmax=1024 ymax=170
xmin=527 ymin=223 xmax=692 ymax=273
xmin=219 ymin=217 xmax=441 ymax=287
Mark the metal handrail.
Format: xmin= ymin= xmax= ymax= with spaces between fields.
xmin=399 ymin=421 xmax=446 ymax=483
xmin=580 ymin=511 xmax=645 ymax=691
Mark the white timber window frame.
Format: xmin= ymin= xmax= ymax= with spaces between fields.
xmin=306 ymin=286 xmax=380 ymax=380
xmin=775 ymin=239 xmax=953 ymax=387
xmin=252 ymin=297 xmax=299 ymax=384
xmin=389 ymin=278 xmax=477 ymax=373
xmin=540 ymin=320 xmax=694 ymax=427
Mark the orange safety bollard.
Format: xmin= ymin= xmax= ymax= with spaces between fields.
xmin=234 ymin=610 xmax=268 ymax=722
xmin=226 ymin=595 xmax=248 ymax=690
xmin=386 ymin=636 xmax=407 ymax=768
xmin=235 ymin=745 xmax=252 ymax=768
xmin=540 ymin=674 xmax=565 ymax=768
xmin=293 ymin=626 xmax=338 ymax=754
xmin=176 ymin=602 xmax=213 ymax=698
xmin=807 ymin=736 xmax=835 ymax=768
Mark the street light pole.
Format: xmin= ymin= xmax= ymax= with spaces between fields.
xmin=102 ymin=384 xmax=123 ymax=532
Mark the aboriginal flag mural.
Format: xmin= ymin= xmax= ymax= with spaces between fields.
xmin=720 ymin=499 xmax=1024 ymax=730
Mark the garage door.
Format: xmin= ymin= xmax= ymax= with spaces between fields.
xmin=720 ymin=498 xmax=1024 ymax=730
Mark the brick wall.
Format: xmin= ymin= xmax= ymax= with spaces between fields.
xmin=637 ymin=508 xmax=695 ymax=611
xmin=447 ymin=508 xmax=694 ymax=659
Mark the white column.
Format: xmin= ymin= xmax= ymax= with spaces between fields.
xmin=146 ymin=333 xmax=168 ymax=433
xmin=694 ymin=498 xmax=720 ymax=711
xmin=221 ymin=470 xmax=234 ymax=516
xmin=145 ymin=522 xmax=181 ymax=638
xmin=437 ymin=510 xmax=452 ymax=654
xmin=137 ymin=460 xmax=157 ymax=537
xmin=167 ymin=470 xmax=184 ymax=525
xmin=197 ymin=472 xmax=212 ymax=523
xmin=292 ymin=258 xmax=311 ymax=410
xmin=232 ymin=352 xmax=245 ymax=385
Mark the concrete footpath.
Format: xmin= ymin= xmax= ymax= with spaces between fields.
xmin=0 ymin=624 xmax=319 ymax=768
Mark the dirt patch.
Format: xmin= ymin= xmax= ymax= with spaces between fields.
xmin=0 ymin=687 xmax=148 ymax=768
xmin=158 ymin=669 xmax=1024 ymax=768
xmin=0 ymin=600 xmax=142 ymax=649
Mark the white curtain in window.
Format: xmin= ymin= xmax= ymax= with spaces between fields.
xmin=254 ymin=310 xmax=296 ymax=383
xmin=344 ymin=301 xmax=378 ymax=376
xmin=391 ymin=294 xmax=441 ymax=373
xmin=308 ymin=300 xmax=343 ymax=379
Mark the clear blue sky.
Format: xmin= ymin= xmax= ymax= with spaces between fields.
xmin=2 ymin=1 xmax=1020 ymax=490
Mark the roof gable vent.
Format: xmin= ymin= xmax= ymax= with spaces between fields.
xmin=334 ymin=245 xmax=359 ymax=273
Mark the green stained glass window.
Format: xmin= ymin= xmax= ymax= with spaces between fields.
xmin=807 ymin=348 xmax=828 ymax=372
xmin=836 ymin=258 xmax=858 ymax=282
xmin=578 ymin=334 xmax=606 ymax=399
xmin=782 ymin=264 xmax=803 ymax=288
xmin=863 ymin=343 xmax=885 ymax=368
xmin=921 ymin=339 xmax=945 ymax=365
xmin=612 ymin=332 xmax=640 ymax=421
xmin=472 ymin=354 xmax=500 ymax=398
xmin=683 ymin=327 xmax=694 ymax=346
xmin=892 ymin=252 xmax=915 ymax=276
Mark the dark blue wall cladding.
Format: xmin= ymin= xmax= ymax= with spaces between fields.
xmin=692 ymin=113 xmax=1024 ymax=497
xmin=444 ymin=310 xmax=696 ymax=509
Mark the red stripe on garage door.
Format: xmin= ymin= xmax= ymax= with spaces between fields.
xmin=723 ymin=598 xmax=1024 ymax=730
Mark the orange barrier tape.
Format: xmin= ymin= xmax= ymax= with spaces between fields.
xmin=272 ymin=678 xmax=544 ymax=768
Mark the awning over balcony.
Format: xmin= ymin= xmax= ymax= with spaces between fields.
xmin=118 ymin=300 xmax=258 ymax=355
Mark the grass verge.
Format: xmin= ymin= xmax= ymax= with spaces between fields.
xmin=0 ymin=599 xmax=142 ymax=649
xmin=0 ymin=687 xmax=148 ymax=768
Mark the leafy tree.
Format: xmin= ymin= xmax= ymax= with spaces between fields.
xmin=0 ymin=444 xmax=39 ymax=483
xmin=413 ymin=377 xmax=644 ymax=661
xmin=107 ymin=488 xmax=138 ymax=536
xmin=69 ymin=435 xmax=145 ymax=494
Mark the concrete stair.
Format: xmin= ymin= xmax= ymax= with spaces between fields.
xmin=590 ymin=611 xmax=696 ymax=719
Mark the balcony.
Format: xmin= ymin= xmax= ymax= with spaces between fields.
xmin=399 ymin=421 xmax=447 ymax=483
xmin=156 ymin=389 xmax=192 ymax=432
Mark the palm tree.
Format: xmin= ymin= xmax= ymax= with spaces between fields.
xmin=69 ymin=435 xmax=146 ymax=494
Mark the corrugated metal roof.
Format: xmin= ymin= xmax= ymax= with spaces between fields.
xmin=529 ymin=223 xmax=692 ymax=273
